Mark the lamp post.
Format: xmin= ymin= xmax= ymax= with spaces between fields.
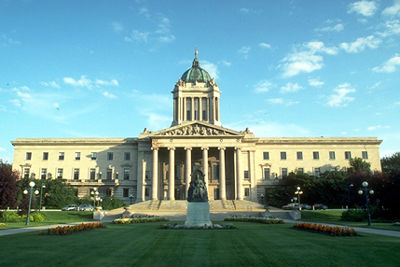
xmin=23 ymin=181 xmax=39 ymax=225
xmin=91 ymin=187 xmax=99 ymax=207
xmin=39 ymin=184 xmax=46 ymax=211
xmin=294 ymin=186 xmax=303 ymax=211
xmin=358 ymin=181 xmax=374 ymax=226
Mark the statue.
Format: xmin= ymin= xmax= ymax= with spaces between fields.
xmin=187 ymin=170 xmax=208 ymax=202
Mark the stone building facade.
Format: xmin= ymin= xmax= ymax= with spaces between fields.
xmin=11 ymin=52 xmax=382 ymax=203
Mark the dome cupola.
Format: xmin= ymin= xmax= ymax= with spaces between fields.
xmin=180 ymin=50 xmax=212 ymax=83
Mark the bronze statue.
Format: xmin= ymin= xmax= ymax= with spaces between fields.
xmin=187 ymin=169 xmax=208 ymax=202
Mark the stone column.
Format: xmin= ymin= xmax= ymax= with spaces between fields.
xmin=236 ymin=147 xmax=243 ymax=200
xmin=168 ymin=147 xmax=175 ymax=200
xmin=185 ymin=147 xmax=192 ymax=198
xmin=137 ymin=158 xmax=145 ymax=202
xmin=202 ymin=147 xmax=209 ymax=194
xmin=151 ymin=147 xmax=158 ymax=200
xmin=219 ymin=147 xmax=226 ymax=200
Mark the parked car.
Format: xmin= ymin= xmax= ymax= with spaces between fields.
xmin=78 ymin=204 xmax=95 ymax=211
xmin=313 ymin=203 xmax=328 ymax=210
xmin=282 ymin=203 xmax=299 ymax=210
xmin=61 ymin=204 xmax=78 ymax=211
xmin=301 ymin=204 xmax=312 ymax=210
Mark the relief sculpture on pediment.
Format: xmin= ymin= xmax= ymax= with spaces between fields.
xmin=161 ymin=124 xmax=230 ymax=136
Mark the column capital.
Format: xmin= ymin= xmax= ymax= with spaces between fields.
xmin=235 ymin=147 xmax=242 ymax=151
xmin=151 ymin=146 xmax=159 ymax=151
xmin=168 ymin=147 xmax=176 ymax=151
xmin=201 ymin=146 xmax=209 ymax=151
xmin=184 ymin=147 xmax=192 ymax=151
xmin=218 ymin=147 xmax=226 ymax=151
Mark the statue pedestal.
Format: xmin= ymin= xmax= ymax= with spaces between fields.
xmin=185 ymin=202 xmax=212 ymax=227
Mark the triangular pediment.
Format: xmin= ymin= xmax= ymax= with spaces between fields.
xmin=148 ymin=121 xmax=244 ymax=137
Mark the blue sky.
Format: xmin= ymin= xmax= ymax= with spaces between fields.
xmin=1 ymin=0 xmax=400 ymax=162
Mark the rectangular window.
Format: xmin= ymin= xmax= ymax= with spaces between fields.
xmin=124 ymin=152 xmax=131 ymax=161
xmin=41 ymin=168 xmax=47 ymax=179
xmin=26 ymin=152 xmax=32 ymax=160
xmin=123 ymin=188 xmax=129 ymax=198
xmin=313 ymin=151 xmax=320 ymax=160
xmin=73 ymin=168 xmax=79 ymax=180
xmin=145 ymin=187 xmax=150 ymax=197
xmin=345 ymin=151 xmax=351 ymax=160
xmin=362 ymin=151 xmax=368 ymax=159
xmin=244 ymin=188 xmax=250 ymax=197
xmin=297 ymin=168 xmax=304 ymax=174
xmin=43 ymin=152 xmax=48 ymax=160
xmin=329 ymin=151 xmax=336 ymax=160
xmin=297 ymin=151 xmax=303 ymax=160
xmin=107 ymin=152 xmax=113 ymax=161
xmin=281 ymin=168 xmax=288 ymax=178
xmin=263 ymin=152 xmax=269 ymax=160
xmin=244 ymin=170 xmax=249 ymax=179
xmin=107 ymin=168 xmax=112 ymax=180
xmin=124 ymin=168 xmax=130 ymax=180
xmin=264 ymin=168 xmax=270 ymax=179
xmin=90 ymin=168 xmax=96 ymax=180
xmin=280 ymin=152 xmax=287 ymax=160
xmin=24 ymin=168 xmax=30 ymax=179
xmin=57 ymin=168 xmax=63 ymax=179
xmin=315 ymin=168 xmax=321 ymax=177
xmin=212 ymin=165 xmax=219 ymax=180
xmin=59 ymin=152 xmax=64 ymax=160
xmin=91 ymin=152 xmax=97 ymax=160
xmin=75 ymin=152 xmax=81 ymax=160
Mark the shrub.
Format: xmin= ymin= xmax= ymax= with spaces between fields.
xmin=46 ymin=222 xmax=106 ymax=235
xmin=31 ymin=212 xmax=45 ymax=222
xmin=224 ymin=216 xmax=284 ymax=224
xmin=0 ymin=211 xmax=24 ymax=222
xmin=341 ymin=209 xmax=367 ymax=222
xmin=102 ymin=197 xmax=124 ymax=210
xmin=294 ymin=222 xmax=357 ymax=236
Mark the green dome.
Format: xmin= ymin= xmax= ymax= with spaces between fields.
xmin=181 ymin=57 xmax=212 ymax=83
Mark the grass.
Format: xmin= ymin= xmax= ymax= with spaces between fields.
xmin=301 ymin=210 xmax=400 ymax=231
xmin=0 ymin=211 xmax=93 ymax=230
xmin=0 ymin=222 xmax=400 ymax=266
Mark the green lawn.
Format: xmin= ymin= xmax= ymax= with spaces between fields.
xmin=1 ymin=222 xmax=400 ymax=266
xmin=0 ymin=211 xmax=93 ymax=230
xmin=301 ymin=210 xmax=400 ymax=231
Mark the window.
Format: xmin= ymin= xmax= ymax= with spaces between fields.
xmin=26 ymin=152 xmax=32 ymax=160
xmin=106 ymin=168 xmax=112 ymax=180
xmin=244 ymin=170 xmax=249 ymax=179
xmin=280 ymin=152 xmax=287 ymax=160
xmin=90 ymin=168 xmax=96 ymax=180
xmin=59 ymin=152 xmax=64 ymax=160
xmin=264 ymin=168 xmax=270 ymax=179
xmin=263 ymin=152 xmax=269 ymax=160
xmin=345 ymin=151 xmax=351 ymax=160
xmin=313 ymin=151 xmax=320 ymax=160
xmin=362 ymin=151 xmax=368 ymax=159
xmin=91 ymin=152 xmax=97 ymax=160
xmin=297 ymin=152 xmax=303 ymax=160
xmin=57 ymin=168 xmax=63 ymax=179
xmin=186 ymin=98 xmax=192 ymax=120
xmin=24 ymin=168 xmax=30 ymax=179
xmin=124 ymin=168 xmax=130 ymax=180
xmin=145 ymin=187 xmax=150 ymax=197
xmin=107 ymin=152 xmax=113 ymax=161
xmin=43 ymin=152 xmax=48 ymax=160
xmin=73 ymin=168 xmax=79 ymax=180
xmin=123 ymin=188 xmax=129 ymax=198
xmin=297 ymin=168 xmax=304 ymax=174
xmin=212 ymin=165 xmax=219 ymax=180
xmin=41 ymin=168 xmax=47 ymax=179
xmin=75 ymin=152 xmax=81 ymax=160
xmin=314 ymin=168 xmax=321 ymax=177
xmin=124 ymin=152 xmax=131 ymax=161
xmin=329 ymin=151 xmax=336 ymax=160
xmin=244 ymin=188 xmax=250 ymax=197
xmin=281 ymin=168 xmax=288 ymax=178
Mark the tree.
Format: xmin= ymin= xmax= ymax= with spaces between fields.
xmin=349 ymin=157 xmax=371 ymax=174
xmin=381 ymin=152 xmax=400 ymax=176
xmin=0 ymin=160 xmax=19 ymax=208
xmin=44 ymin=178 xmax=77 ymax=208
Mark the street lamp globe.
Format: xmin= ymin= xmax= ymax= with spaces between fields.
xmin=297 ymin=186 xmax=301 ymax=191
xmin=29 ymin=181 xmax=35 ymax=188
xmin=362 ymin=181 xmax=368 ymax=187
xmin=34 ymin=190 xmax=39 ymax=195
xmin=369 ymin=190 xmax=374 ymax=195
xmin=358 ymin=189 xmax=363 ymax=195
xmin=23 ymin=189 xmax=28 ymax=195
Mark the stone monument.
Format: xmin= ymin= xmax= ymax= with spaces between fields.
xmin=185 ymin=169 xmax=213 ymax=227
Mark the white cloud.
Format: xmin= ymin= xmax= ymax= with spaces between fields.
xmin=41 ymin=81 xmax=60 ymax=88
xmin=378 ymin=20 xmax=400 ymax=37
xmin=219 ymin=60 xmax=231 ymax=67
xmin=308 ymin=78 xmax=324 ymax=87
xmin=63 ymin=76 xmax=92 ymax=88
xmin=340 ymin=35 xmax=381 ymax=53
xmin=254 ymin=80 xmax=273 ymax=93
xmin=373 ymin=54 xmax=400 ymax=73
xmin=102 ymin=91 xmax=117 ymax=99
xmin=280 ymin=82 xmax=303 ymax=93
xmin=141 ymin=112 xmax=171 ymax=130
xmin=259 ymin=42 xmax=271 ymax=49
xmin=95 ymin=79 xmax=119 ymax=86
xmin=367 ymin=125 xmax=391 ymax=131
xmin=138 ymin=7 xmax=150 ymax=18
xmin=17 ymin=91 xmax=31 ymax=99
xmin=382 ymin=0 xmax=400 ymax=16
xmin=238 ymin=46 xmax=251 ymax=59
xmin=327 ymin=83 xmax=356 ymax=107
xmin=155 ymin=16 xmax=175 ymax=43
xmin=159 ymin=35 xmax=176 ymax=43
xmin=53 ymin=102 xmax=60 ymax=110
xmin=348 ymin=1 xmax=377 ymax=17
xmin=1 ymin=34 xmax=21 ymax=46
xmin=240 ymin=8 xmax=249 ymax=14
xmin=267 ymin=98 xmax=299 ymax=106
xmin=267 ymin=98 xmax=283 ymax=104
xmin=112 ymin=22 xmax=124 ymax=33
xmin=315 ymin=23 xmax=344 ymax=32
xmin=9 ymin=99 xmax=21 ymax=107
xmin=124 ymin=30 xmax=149 ymax=43
xmin=201 ymin=61 xmax=219 ymax=80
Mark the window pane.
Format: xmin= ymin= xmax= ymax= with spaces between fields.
xmin=91 ymin=152 xmax=97 ymax=160
xmin=362 ymin=151 xmax=368 ymax=159
xmin=124 ymin=152 xmax=131 ymax=161
xmin=313 ymin=151 xmax=319 ymax=160
xmin=26 ymin=152 xmax=32 ymax=160
xmin=263 ymin=152 xmax=269 ymax=160
xmin=297 ymin=152 xmax=303 ymax=160
xmin=264 ymin=168 xmax=270 ymax=179
xmin=43 ymin=152 xmax=48 ymax=160
xmin=280 ymin=152 xmax=286 ymax=160
xmin=107 ymin=152 xmax=113 ymax=161
xmin=329 ymin=151 xmax=336 ymax=160
xmin=59 ymin=152 xmax=64 ymax=160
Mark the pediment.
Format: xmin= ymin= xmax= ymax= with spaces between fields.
xmin=149 ymin=122 xmax=243 ymax=137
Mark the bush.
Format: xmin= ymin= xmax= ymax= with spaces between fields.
xmin=31 ymin=212 xmax=45 ymax=222
xmin=0 ymin=211 xmax=24 ymax=222
xmin=341 ymin=209 xmax=367 ymax=221
xmin=102 ymin=197 xmax=124 ymax=210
